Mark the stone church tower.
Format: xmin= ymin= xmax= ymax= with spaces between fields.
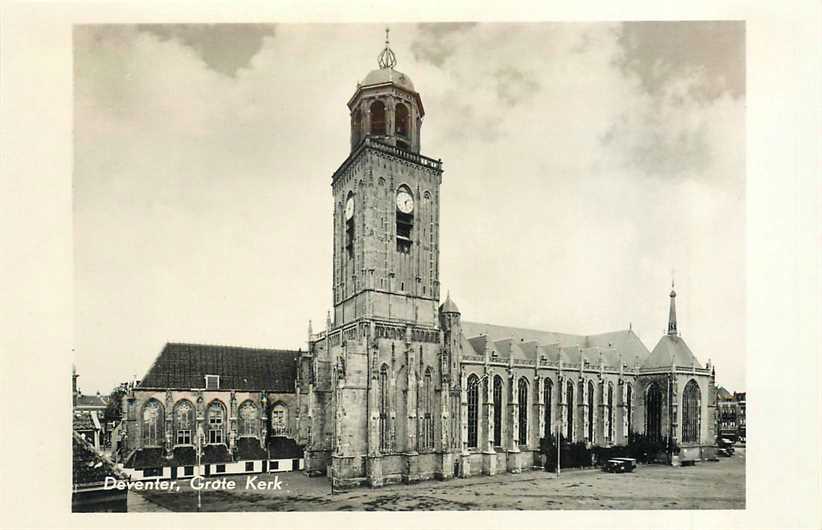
xmin=300 ymin=31 xmax=455 ymax=488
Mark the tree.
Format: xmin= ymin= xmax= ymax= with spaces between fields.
xmin=103 ymin=385 xmax=127 ymax=424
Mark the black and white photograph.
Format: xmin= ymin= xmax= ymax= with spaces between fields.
xmin=1 ymin=3 xmax=820 ymax=528
xmin=70 ymin=21 xmax=748 ymax=512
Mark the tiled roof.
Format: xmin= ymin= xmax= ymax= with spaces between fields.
xmin=73 ymin=411 xmax=100 ymax=431
xmin=459 ymin=321 xmax=651 ymax=368
xmin=716 ymin=386 xmax=733 ymax=400
xmin=643 ymin=335 xmax=702 ymax=369
xmin=139 ymin=343 xmax=299 ymax=392
xmin=75 ymin=394 xmax=107 ymax=408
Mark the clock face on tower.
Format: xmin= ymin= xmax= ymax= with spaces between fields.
xmin=345 ymin=196 xmax=354 ymax=220
xmin=396 ymin=189 xmax=414 ymax=214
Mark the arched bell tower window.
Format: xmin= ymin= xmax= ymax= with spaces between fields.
xmin=395 ymin=102 xmax=410 ymax=150
xmin=370 ymin=100 xmax=386 ymax=136
xmin=351 ymin=108 xmax=363 ymax=147
xmin=345 ymin=192 xmax=355 ymax=259
xmin=395 ymin=185 xmax=414 ymax=253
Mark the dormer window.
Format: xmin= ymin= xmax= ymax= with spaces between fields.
xmin=204 ymin=374 xmax=220 ymax=390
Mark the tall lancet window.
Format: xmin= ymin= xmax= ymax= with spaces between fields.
xmin=379 ymin=364 xmax=389 ymax=452
xmin=543 ymin=379 xmax=553 ymax=439
xmin=587 ymin=381 xmax=595 ymax=441
xmin=370 ymin=100 xmax=386 ymax=136
xmin=173 ymin=400 xmax=194 ymax=446
xmin=467 ymin=374 xmax=479 ymax=449
xmin=493 ymin=375 xmax=503 ymax=446
xmin=518 ymin=378 xmax=529 ymax=446
xmin=626 ymin=383 xmax=633 ymax=433
xmin=142 ymin=399 xmax=163 ymax=448
xmin=422 ymin=368 xmax=434 ymax=450
xmin=607 ymin=382 xmax=615 ymax=441
xmin=566 ymin=381 xmax=574 ymax=440
xmin=682 ymin=380 xmax=701 ymax=443
xmin=238 ymin=401 xmax=258 ymax=438
xmin=207 ymin=401 xmax=226 ymax=445
xmin=646 ymin=383 xmax=663 ymax=442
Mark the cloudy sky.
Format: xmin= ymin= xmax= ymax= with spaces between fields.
xmin=73 ymin=22 xmax=745 ymax=395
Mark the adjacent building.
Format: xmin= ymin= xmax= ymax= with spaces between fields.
xmin=118 ymin=343 xmax=305 ymax=480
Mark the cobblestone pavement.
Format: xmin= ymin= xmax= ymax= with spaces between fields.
xmin=132 ymin=448 xmax=745 ymax=512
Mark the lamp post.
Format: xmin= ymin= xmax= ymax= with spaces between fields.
xmin=554 ymin=418 xmax=563 ymax=479
xmin=196 ymin=425 xmax=204 ymax=512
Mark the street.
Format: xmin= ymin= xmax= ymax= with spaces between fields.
xmin=131 ymin=448 xmax=745 ymax=511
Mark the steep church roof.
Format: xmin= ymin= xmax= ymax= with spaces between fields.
xmin=459 ymin=321 xmax=650 ymax=368
xmin=139 ymin=343 xmax=299 ymax=392
xmin=642 ymin=335 xmax=702 ymax=369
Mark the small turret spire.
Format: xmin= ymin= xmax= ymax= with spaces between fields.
xmin=377 ymin=27 xmax=397 ymax=69
xmin=667 ymin=276 xmax=678 ymax=336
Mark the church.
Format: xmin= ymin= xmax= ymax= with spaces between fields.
xmin=119 ymin=34 xmax=717 ymax=487
xmin=297 ymin=36 xmax=718 ymax=488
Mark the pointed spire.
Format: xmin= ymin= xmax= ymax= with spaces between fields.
xmin=377 ymin=27 xmax=397 ymax=69
xmin=441 ymin=290 xmax=460 ymax=314
xmin=667 ymin=277 xmax=678 ymax=336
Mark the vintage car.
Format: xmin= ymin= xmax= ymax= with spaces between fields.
xmin=602 ymin=457 xmax=637 ymax=473
xmin=716 ymin=437 xmax=736 ymax=457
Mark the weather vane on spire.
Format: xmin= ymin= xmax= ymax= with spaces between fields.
xmin=377 ymin=26 xmax=397 ymax=69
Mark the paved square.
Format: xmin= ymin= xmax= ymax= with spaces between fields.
xmin=131 ymin=448 xmax=745 ymax=511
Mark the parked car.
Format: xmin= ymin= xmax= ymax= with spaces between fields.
xmin=717 ymin=437 xmax=735 ymax=457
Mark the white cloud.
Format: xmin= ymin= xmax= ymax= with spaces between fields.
xmin=73 ymin=23 xmax=745 ymax=394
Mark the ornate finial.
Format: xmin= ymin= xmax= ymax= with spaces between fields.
xmin=377 ymin=27 xmax=397 ymax=69
xmin=667 ymin=276 xmax=678 ymax=336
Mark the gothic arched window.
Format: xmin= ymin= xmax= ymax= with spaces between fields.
xmin=566 ymin=381 xmax=574 ymax=441
xmin=207 ymin=401 xmax=226 ymax=445
xmin=422 ymin=368 xmax=434 ymax=450
xmin=238 ymin=400 xmax=258 ymax=438
xmin=173 ymin=400 xmax=194 ymax=446
xmin=493 ymin=375 xmax=503 ymax=446
xmin=395 ymin=102 xmax=410 ymax=145
xmin=142 ymin=399 xmax=163 ymax=447
xmin=518 ymin=378 xmax=529 ymax=446
xmin=682 ymin=380 xmax=701 ymax=443
xmin=646 ymin=382 xmax=663 ymax=442
xmin=370 ymin=100 xmax=386 ymax=136
xmin=543 ymin=379 xmax=553 ymax=439
xmin=626 ymin=383 xmax=633 ymax=433
xmin=467 ymin=374 xmax=479 ymax=449
xmin=587 ymin=381 xmax=595 ymax=442
xmin=352 ymin=108 xmax=363 ymax=146
xmin=271 ymin=403 xmax=288 ymax=437
xmin=607 ymin=382 xmax=615 ymax=441
xmin=379 ymin=364 xmax=389 ymax=452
